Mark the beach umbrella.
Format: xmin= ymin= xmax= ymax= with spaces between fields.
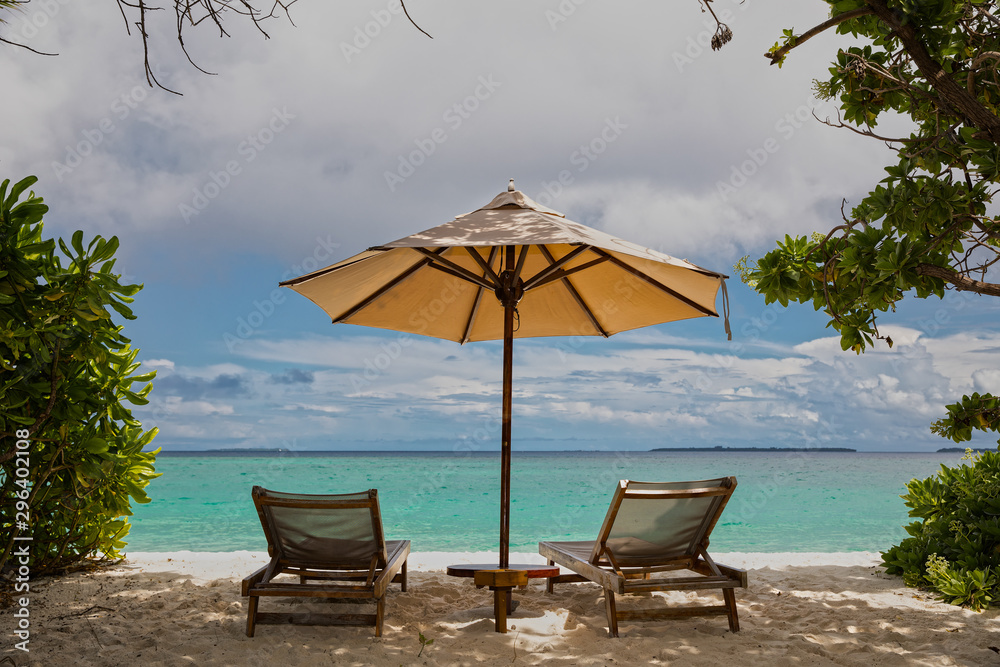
xmin=280 ymin=180 xmax=731 ymax=568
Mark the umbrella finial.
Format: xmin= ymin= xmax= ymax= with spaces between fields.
xmin=508 ymin=178 xmax=515 ymax=192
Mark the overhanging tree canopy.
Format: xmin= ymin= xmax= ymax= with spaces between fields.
xmin=709 ymin=0 xmax=1000 ymax=609
xmin=727 ymin=0 xmax=1000 ymax=353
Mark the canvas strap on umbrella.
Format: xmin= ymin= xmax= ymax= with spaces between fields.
xmin=721 ymin=279 xmax=732 ymax=341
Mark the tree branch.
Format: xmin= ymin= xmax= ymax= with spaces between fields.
xmin=916 ymin=263 xmax=1000 ymax=296
xmin=766 ymin=7 xmax=875 ymax=65
xmin=863 ymin=0 xmax=1000 ymax=143
xmin=968 ymin=52 xmax=1000 ymax=93
xmin=400 ymin=0 xmax=432 ymax=39
xmin=816 ymin=108 xmax=925 ymax=144
xmin=0 ymin=33 xmax=56 ymax=55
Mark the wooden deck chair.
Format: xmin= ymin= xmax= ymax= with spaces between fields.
xmin=539 ymin=477 xmax=746 ymax=637
xmin=241 ymin=486 xmax=410 ymax=637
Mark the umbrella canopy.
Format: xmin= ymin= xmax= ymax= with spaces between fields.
xmin=280 ymin=181 xmax=730 ymax=566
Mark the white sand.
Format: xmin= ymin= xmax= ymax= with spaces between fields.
xmin=6 ymin=551 xmax=1000 ymax=666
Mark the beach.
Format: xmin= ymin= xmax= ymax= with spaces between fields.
xmin=8 ymin=551 xmax=999 ymax=666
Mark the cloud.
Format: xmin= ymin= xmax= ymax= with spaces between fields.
xmin=8 ymin=2 xmax=998 ymax=452
xmin=156 ymin=372 xmax=250 ymax=399
xmin=160 ymin=397 xmax=235 ymax=417
xmin=973 ymin=369 xmax=1000 ymax=395
xmin=127 ymin=323 xmax=1000 ymax=451
xmin=269 ymin=369 xmax=315 ymax=385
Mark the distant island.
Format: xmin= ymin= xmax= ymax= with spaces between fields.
xmin=159 ymin=448 xmax=290 ymax=455
xmin=650 ymin=446 xmax=856 ymax=452
xmin=936 ymin=447 xmax=993 ymax=453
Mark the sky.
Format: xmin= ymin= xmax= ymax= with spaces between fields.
xmin=3 ymin=0 xmax=999 ymax=452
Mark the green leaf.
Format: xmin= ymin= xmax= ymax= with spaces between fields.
xmin=83 ymin=437 xmax=109 ymax=454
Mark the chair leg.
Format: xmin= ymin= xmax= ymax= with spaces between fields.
xmin=375 ymin=595 xmax=385 ymax=637
xmin=723 ymin=588 xmax=740 ymax=632
xmin=401 ymin=559 xmax=408 ymax=593
xmin=245 ymin=595 xmax=259 ymax=637
xmin=604 ymin=589 xmax=619 ymax=638
xmin=546 ymin=559 xmax=555 ymax=594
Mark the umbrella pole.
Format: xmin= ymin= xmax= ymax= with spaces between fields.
xmin=500 ymin=298 xmax=513 ymax=569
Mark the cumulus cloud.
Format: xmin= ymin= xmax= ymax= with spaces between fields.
xmin=270 ymin=369 xmax=315 ymax=385
xmin=156 ymin=372 xmax=250 ymax=399
xmin=125 ymin=325 xmax=1000 ymax=451
xmin=972 ymin=369 xmax=1000 ymax=395
xmin=8 ymin=2 xmax=997 ymax=451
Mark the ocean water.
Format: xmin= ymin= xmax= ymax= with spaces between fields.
xmin=127 ymin=450 xmax=969 ymax=554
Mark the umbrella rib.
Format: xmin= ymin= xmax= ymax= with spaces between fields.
xmin=331 ymin=252 xmax=440 ymax=323
xmin=521 ymin=245 xmax=592 ymax=291
xmin=463 ymin=246 xmax=501 ymax=285
xmin=512 ymin=245 xmax=530 ymax=282
xmin=461 ymin=246 xmax=498 ymax=344
xmin=426 ymin=261 xmax=492 ymax=289
xmin=413 ymin=248 xmax=498 ymax=290
xmin=537 ymin=246 xmax=610 ymax=337
xmin=526 ymin=255 xmax=610 ymax=291
xmin=591 ymin=248 xmax=718 ymax=317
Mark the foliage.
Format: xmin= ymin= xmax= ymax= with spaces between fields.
xmin=417 ymin=631 xmax=434 ymax=657
xmin=713 ymin=1 xmax=1000 ymax=608
xmin=932 ymin=392 xmax=1000 ymax=442
xmin=881 ymin=449 xmax=1000 ymax=611
xmin=737 ymin=0 xmax=1000 ymax=355
xmin=0 ymin=175 xmax=159 ymax=577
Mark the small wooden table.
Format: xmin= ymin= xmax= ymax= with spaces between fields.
xmin=446 ymin=563 xmax=560 ymax=633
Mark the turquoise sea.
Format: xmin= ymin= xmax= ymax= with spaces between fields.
xmin=128 ymin=451 xmax=969 ymax=554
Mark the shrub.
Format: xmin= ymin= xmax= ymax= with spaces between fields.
xmin=881 ymin=449 xmax=1000 ymax=611
xmin=0 ymin=175 xmax=159 ymax=577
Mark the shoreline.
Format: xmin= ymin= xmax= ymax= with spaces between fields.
xmin=119 ymin=550 xmax=886 ymax=583
xmin=10 ymin=550 xmax=999 ymax=666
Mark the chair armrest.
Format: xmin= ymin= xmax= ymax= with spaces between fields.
xmin=242 ymin=565 xmax=268 ymax=596
xmin=373 ymin=540 xmax=411 ymax=598
xmin=691 ymin=559 xmax=748 ymax=588
xmin=539 ymin=541 xmax=624 ymax=594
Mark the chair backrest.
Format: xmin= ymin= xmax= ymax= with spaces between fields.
xmin=590 ymin=477 xmax=737 ymax=567
xmin=252 ymin=486 xmax=388 ymax=570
